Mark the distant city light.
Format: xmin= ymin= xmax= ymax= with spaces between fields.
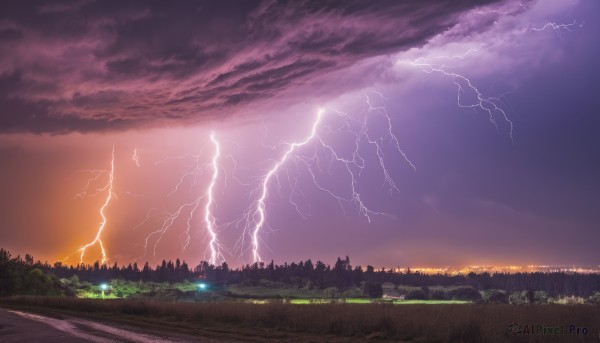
xmin=198 ymin=283 xmax=207 ymax=290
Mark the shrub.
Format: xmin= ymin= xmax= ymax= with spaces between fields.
xmin=23 ymin=268 xmax=58 ymax=296
xmin=587 ymin=292 xmax=600 ymax=304
xmin=555 ymin=296 xmax=585 ymax=305
xmin=361 ymin=282 xmax=383 ymax=298
xmin=323 ymin=287 xmax=338 ymax=298
xmin=259 ymin=279 xmax=283 ymax=288
xmin=303 ymin=280 xmax=313 ymax=290
xmin=482 ymin=289 xmax=508 ymax=303
xmin=534 ymin=291 xmax=549 ymax=304
xmin=342 ymin=288 xmax=362 ymax=298
xmin=431 ymin=290 xmax=446 ymax=300
xmin=448 ymin=287 xmax=482 ymax=301
xmin=509 ymin=291 xmax=530 ymax=305
xmin=405 ymin=289 xmax=427 ymax=300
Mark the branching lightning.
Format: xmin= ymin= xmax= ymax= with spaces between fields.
xmin=204 ymin=132 xmax=222 ymax=265
xmin=237 ymin=36 xmax=544 ymax=262
xmin=132 ymin=149 xmax=141 ymax=167
xmin=240 ymin=93 xmax=417 ymax=262
xmin=141 ymin=198 xmax=202 ymax=260
xmin=76 ymin=145 xmax=116 ymax=265
xmin=397 ymin=50 xmax=515 ymax=141
xmin=532 ymin=20 xmax=584 ymax=33
xmin=138 ymin=133 xmax=224 ymax=265
xmin=60 ymin=10 xmax=584 ymax=267
xmin=395 ymin=17 xmax=585 ymax=143
xmin=246 ymin=109 xmax=324 ymax=263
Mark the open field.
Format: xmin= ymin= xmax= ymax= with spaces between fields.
xmin=287 ymin=298 xmax=469 ymax=305
xmin=62 ymin=278 xmax=483 ymax=301
xmin=1 ymin=296 xmax=599 ymax=342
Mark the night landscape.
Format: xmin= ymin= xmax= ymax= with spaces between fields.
xmin=0 ymin=0 xmax=599 ymax=342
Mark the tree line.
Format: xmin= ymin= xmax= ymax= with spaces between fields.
xmin=1 ymin=249 xmax=599 ymax=297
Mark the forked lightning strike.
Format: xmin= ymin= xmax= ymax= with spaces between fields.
xmin=247 ymin=109 xmax=324 ymax=263
xmin=76 ymin=145 xmax=116 ymax=264
xmin=139 ymin=133 xmax=224 ymax=265
xmin=532 ymin=20 xmax=584 ymax=32
xmin=242 ymin=96 xmax=416 ymax=262
xmin=397 ymin=18 xmax=584 ymax=142
xmin=204 ymin=132 xmax=222 ymax=265
xmin=132 ymin=149 xmax=141 ymax=167
xmin=398 ymin=51 xmax=515 ymax=141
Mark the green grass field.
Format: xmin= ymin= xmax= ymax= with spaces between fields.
xmin=394 ymin=299 xmax=469 ymax=304
xmin=67 ymin=278 xmax=477 ymax=307
xmin=289 ymin=298 xmax=469 ymax=305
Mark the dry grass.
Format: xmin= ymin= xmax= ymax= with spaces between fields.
xmin=2 ymin=296 xmax=599 ymax=342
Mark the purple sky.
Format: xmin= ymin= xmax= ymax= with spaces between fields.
xmin=0 ymin=0 xmax=598 ymax=267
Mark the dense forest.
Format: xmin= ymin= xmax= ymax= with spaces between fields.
xmin=1 ymin=248 xmax=600 ymax=298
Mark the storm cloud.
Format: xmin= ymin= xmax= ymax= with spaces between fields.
xmin=0 ymin=0 xmax=504 ymax=133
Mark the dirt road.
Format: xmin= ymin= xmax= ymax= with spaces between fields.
xmin=0 ymin=308 xmax=231 ymax=342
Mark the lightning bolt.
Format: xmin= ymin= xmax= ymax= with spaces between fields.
xmin=204 ymin=132 xmax=222 ymax=265
xmin=530 ymin=20 xmax=584 ymax=41
xmin=242 ymin=97 xmax=415 ymax=263
xmin=141 ymin=198 xmax=202 ymax=260
xmin=397 ymin=17 xmax=584 ymax=142
xmin=61 ymin=10 xmax=582 ymax=267
xmin=132 ymin=149 xmax=141 ymax=167
xmin=532 ymin=20 xmax=584 ymax=32
xmin=140 ymin=150 xmax=210 ymax=258
xmin=138 ymin=133 xmax=224 ymax=265
xmin=397 ymin=50 xmax=515 ymax=141
xmin=247 ymin=109 xmax=324 ymax=263
xmin=240 ymin=33 xmax=533 ymax=262
xmin=76 ymin=145 xmax=116 ymax=265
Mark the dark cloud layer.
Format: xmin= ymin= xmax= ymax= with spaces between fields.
xmin=0 ymin=0 xmax=499 ymax=133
